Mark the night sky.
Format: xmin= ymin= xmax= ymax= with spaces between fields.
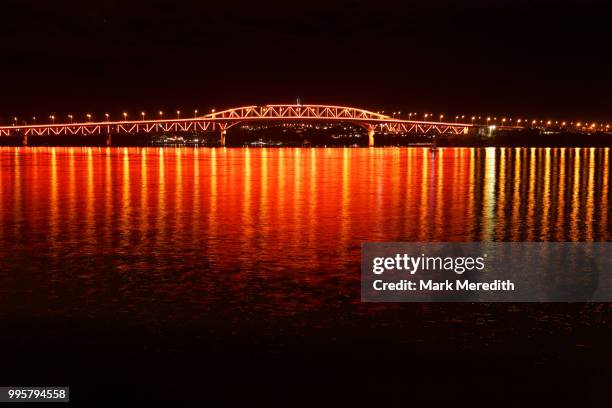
xmin=2 ymin=0 xmax=611 ymax=123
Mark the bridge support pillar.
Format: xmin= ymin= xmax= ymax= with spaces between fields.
xmin=22 ymin=134 xmax=28 ymax=146
xmin=367 ymin=127 xmax=375 ymax=147
xmin=220 ymin=129 xmax=227 ymax=146
xmin=106 ymin=133 xmax=112 ymax=147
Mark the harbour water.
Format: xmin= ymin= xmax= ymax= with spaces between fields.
xmin=0 ymin=146 xmax=609 ymax=403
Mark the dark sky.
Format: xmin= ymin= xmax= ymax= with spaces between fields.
xmin=1 ymin=0 xmax=611 ymax=123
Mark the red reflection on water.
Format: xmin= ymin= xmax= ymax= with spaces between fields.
xmin=0 ymin=147 xmax=609 ymax=320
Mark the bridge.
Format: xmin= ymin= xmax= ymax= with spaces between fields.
xmin=0 ymin=104 xmax=473 ymax=147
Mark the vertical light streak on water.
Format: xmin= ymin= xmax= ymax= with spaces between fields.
xmin=86 ymin=148 xmax=94 ymax=248
xmin=432 ymin=149 xmax=443 ymax=239
xmin=140 ymin=148 xmax=149 ymax=248
xmin=192 ymin=147 xmax=200 ymax=243
xmin=104 ymin=149 xmax=112 ymax=245
xmin=259 ymin=148 xmax=270 ymax=261
xmin=50 ymin=148 xmax=58 ymax=254
xmin=511 ymin=148 xmax=522 ymax=241
xmin=404 ymin=148 xmax=414 ymax=238
xmin=241 ymin=147 xmax=253 ymax=264
xmin=176 ymin=147 xmax=184 ymax=233
xmin=394 ymin=147 xmax=406 ymax=239
xmin=120 ymin=148 xmax=131 ymax=251
xmin=467 ymin=148 xmax=476 ymax=240
xmin=68 ymin=148 xmax=76 ymax=240
xmin=555 ymin=149 xmax=566 ymax=241
xmin=526 ymin=148 xmax=537 ymax=241
xmin=427 ymin=149 xmax=437 ymax=241
xmin=30 ymin=148 xmax=39 ymax=232
xmin=600 ymin=149 xmax=609 ymax=238
xmin=278 ymin=148 xmax=286 ymax=239
xmin=570 ymin=148 xmax=581 ymax=241
xmin=307 ymin=148 xmax=317 ymax=256
xmin=157 ymin=148 xmax=166 ymax=246
xmin=418 ymin=149 xmax=430 ymax=241
xmin=208 ymin=148 xmax=218 ymax=256
xmin=481 ymin=147 xmax=496 ymax=241
xmin=340 ymin=147 xmax=350 ymax=259
xmin=541 ymin=148 xmax=552 ymax=240
xmin=462 ymin=148 xmax=472 ymax=238
xmin=452 ymin=149 xmax=465 ymax=238
xmin=584 ymin=148 xmax=595 ymax=241
xmin=386 ymin=148 xmax=395 ymax=236
xmin=173 ymin=148 xmax=183 ymax=251
xmin=373 ymin=147 xmax=385 ymax=240
xmin=13 ymin=148 xmax=22 ymax=238
xmin=292 ymin=148 xmax=304 ymax=253
xmin=494 ymin=148 xmax=506 ymax=241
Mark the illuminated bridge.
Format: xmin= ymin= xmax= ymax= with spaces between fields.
xmin=0 ymin=104 xmax=473 ymax=147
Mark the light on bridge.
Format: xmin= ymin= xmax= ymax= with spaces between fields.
xmin=86 ymin=113 xmax=92 ymax=122
xmin=68 ymin=114 xmax=73 ymax=123
xmin=123 ymin=112 xmax=128 ymax=121
xmin=105 ymin=113 xmax=110 ymax=121
xmin=141 ymin=112 xmax=146 ymax=121
xmin=50 ymin=115 xmax=55 ymax=124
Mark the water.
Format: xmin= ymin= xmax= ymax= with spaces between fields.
xmin=0 ymin=146 xmax=610 ymax=402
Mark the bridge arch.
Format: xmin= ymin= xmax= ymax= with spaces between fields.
xmin=201 ymin=104 xmax=388 ymax=146
xmin=202 ymin=104 xmax=391 ymax=122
